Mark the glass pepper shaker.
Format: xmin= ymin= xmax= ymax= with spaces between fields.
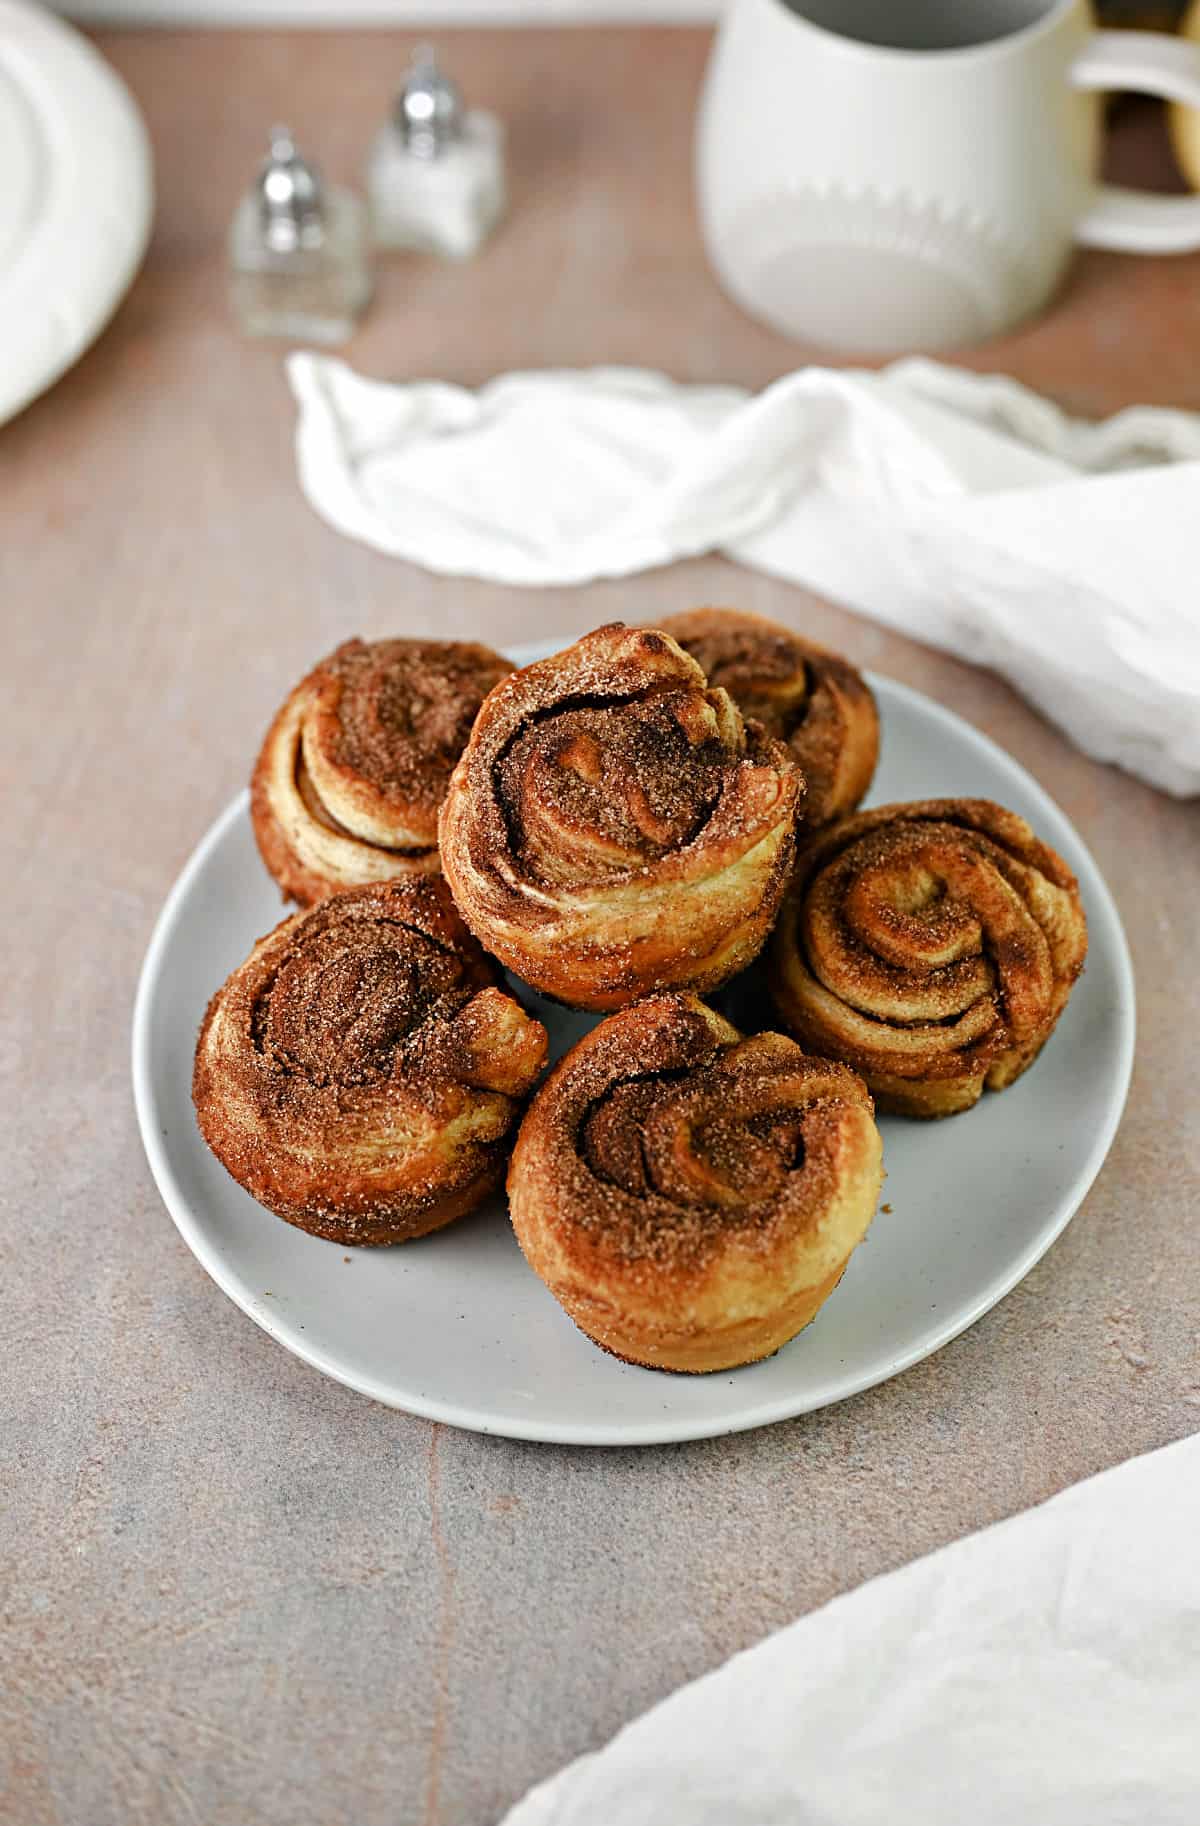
xmin=229 ymin=126 xmax=373 ymax=343
xmin=367 ymin=47 xmax=506 ymax=258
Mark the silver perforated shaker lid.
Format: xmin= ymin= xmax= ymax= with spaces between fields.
xmin=255 ymin=126 xmax=325 ymax=251
xmin=393 ymin=46 xmax=464 ymax=159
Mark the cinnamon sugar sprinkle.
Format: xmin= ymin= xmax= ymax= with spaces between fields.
xmin=319 ymin=637 xmax=512 ymax=812
xmin=660 ymin=609 xmax=813 ymax=738
xmin=529 ymin=995 xmax=864 ymax=1275
xmin=460 ymin=624 xmax=796 ymax=887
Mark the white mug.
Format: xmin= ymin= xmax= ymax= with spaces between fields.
xmin=697 ymin=0 xmax=1200 ymax=351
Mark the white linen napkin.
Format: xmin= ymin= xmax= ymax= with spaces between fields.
xmin=288 ymin=355 xmax=1200 ymax=797
xmin=501 ymin=1430 xmax=1200 ymax=1826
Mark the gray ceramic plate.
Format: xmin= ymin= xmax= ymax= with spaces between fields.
xmin=132 ymin=650 xmax=1134 ymax=1445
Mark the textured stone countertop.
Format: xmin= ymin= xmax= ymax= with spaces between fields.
xmin=3 ymin=26 xmax=1198 ymax=1826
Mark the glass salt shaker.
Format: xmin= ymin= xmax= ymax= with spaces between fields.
xmin=229 ymin=126 xmax=373 ymax=343
xmin=367 ymin=47 xmax=506 ymax=258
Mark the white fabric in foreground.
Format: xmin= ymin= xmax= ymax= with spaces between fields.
xmin=502 ymin=1431 xmax=1200 ymax=1826
xmin=288 ymin=355 xmax=1200 ymax=797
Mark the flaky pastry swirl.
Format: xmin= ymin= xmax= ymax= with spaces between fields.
xmin=252 ymin=637 xmax=513 ymax=905
xmin=507 ymin=993 xmax=883 ymax=1372
xmin=193 ymin=878 xmax=547 ymax=1244
xmin=769 ymin=799 xmax=1088 ymax=1118
xmin=657 ymin=608 xmax=878 ymax=829
xmin=438 ymin=624 xmax=802 ymax=1011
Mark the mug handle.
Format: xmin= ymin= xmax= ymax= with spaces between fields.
xmin=1072 ymin=31 xmax=1200 ymax=252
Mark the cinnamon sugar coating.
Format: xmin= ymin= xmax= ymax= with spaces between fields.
xmin=507 ymin=993 xmax=883 ymax=1372
xmin=251 ymin=637 xmax=513 ymax=906
xmin=193 ymin=878 xmax=548 ymax=1244
xmin=657 ymin=607 xmax=878 ymax=830
xmin=438 ymin=623 xmax=802 ymax=1011
xmin=769 ymin=799 xmax=1088 ymax=1118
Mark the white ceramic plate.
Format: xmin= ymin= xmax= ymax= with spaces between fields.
xmin=133 ymin=653 xmax=1134 ymax=1445
xmin=0 ymin=1 xmax=153 ymax=428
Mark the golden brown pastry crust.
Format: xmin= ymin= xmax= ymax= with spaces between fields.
xmin=656 ymin=607 xmax=879 ymax=830
xmin=438 ymin=623 xmax=802 ymax=1011
xmin=769 ymin=799 xmax=1088 ymax=1118
xmin=507 ymin=994 xmax=883 ymax=1372
xmin=193 ymin=878 xmax=548 ymax=1244
xmin=251 ymin=637 xmax=514 ymax=905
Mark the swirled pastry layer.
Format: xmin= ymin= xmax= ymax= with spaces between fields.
xmin=438 ymin=623 xmax=802 ymax=1010
xmin=769 ymin=799 xmax=1088 ymax=1118
xmin=508 ymin=994 xmax=883 ymax=1372
xmin=657 ymin=607 xmax=879 ymax=830
xmin=252 ymin=637 xmax=514 ymax=905
xmin=194 ymin=878 xmax=547 ymax=1244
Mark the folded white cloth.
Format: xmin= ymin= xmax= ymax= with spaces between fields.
xmin=502 ymin=1430 xmax=1200 ymax=1826
xmin=288 ymin=355 xmax=1200 ymax=796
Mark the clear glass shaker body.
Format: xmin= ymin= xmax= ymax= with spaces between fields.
xmin=368 ymin=112 xmax=506 ymax=258
xmin=229 ymin=186 xmax=373 ymax=343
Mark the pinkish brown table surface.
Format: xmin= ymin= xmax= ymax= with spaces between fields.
xmin=3 ymin=26 xmax=1198 ymax=1826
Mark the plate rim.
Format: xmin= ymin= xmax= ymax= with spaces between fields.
xmin=0 ymin=0 xmax=154 ymax=427
xmin=131 ymin=669 xmax=1136 ymax=1445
